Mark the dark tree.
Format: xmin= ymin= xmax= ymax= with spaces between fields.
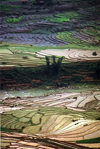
xmin=92 ymin=52 xmax=97 ymax=56
xmin=95 ymin=61 xmax=100 ymax=77
xmin=45 ymin=55 xmax=63 ymax=75
xmin=46 ymin=56 xmax=50 ymax=75
xmin=52 ymin=56 xmax=63 ymax=74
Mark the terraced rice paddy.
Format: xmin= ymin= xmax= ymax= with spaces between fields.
xmin=1 ymin=91 xmax=100 ymax=140
xmin=0 ymin=33 xmax=68 ymax=47
xmin=0 ymin=0 xmax=100 ymax=148
xmin=1 ymin=88 xmax=100 ymax=146
xmin=1 ymin=132 xmax=60 ymax=149
xmin=37 ymin=49 xmax=100 ymax=61
xmin=1 ymin=90 xmax=100 ymax=110
xmin=1 ymin=92 xmax=100 ymax=148
xmin=0 ymin=0 xmax=100 ymax=49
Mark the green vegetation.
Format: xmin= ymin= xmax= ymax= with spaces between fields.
xmin=76 ymin=137 xmax=100 ymax=143
xmin=31 ymin=113 xmax=43 ymax=124
xmin=0 ymin=4 xmax=19 ymax=11
xmin=0 ymin=43 xmax=47 ymax=52
xmin=12 ymin=110 xmax=31 ymax=118
xmin=1 ymin=127 xmax=13 ymax=132
xmin=6 ymin=17 xmax=22 ymax=23
xmin=56 ymin=11 xmax=81 ymax=19
xmin=0 ymin=49 xmax=13 ymax=54
xmin=26 ymin=112 xmax=37 ymax=118
xmin=22 ymin=125 xmax=41 ymax=134
xmin=84 ymin=111 xmax=100 ymax=120
xmin=0 ymin=40 xmax=100 ymax=54
xmin=82 ymin=28 xmax=100 ymax=46
xmin=46 ymin=17 xmax=70 ymax=23
xmin=55 ymin=30 xmax=100 ymax=50
xmin=19 ymin=117 xmax=30 ymax=123
xmin=1 ymin=107 xmax=100 ymax=134
xmin=46 ymin=11 xmax=81 ymax=23
xmin=56 ymin=31 xmax=89 ymax=46
xmin=0 ymin=52 xmax=46 ymax=67
xmin=83 ymin=28 xmax=100 ymax=40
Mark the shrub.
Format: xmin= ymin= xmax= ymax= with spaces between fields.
xmin=22 ymin=56 xmax=28 ymax=59
xmin=92 ymin=51 xmax=97 ymax=56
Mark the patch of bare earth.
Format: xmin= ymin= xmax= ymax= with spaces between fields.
xmin=38 ymin=49 xmax=100 ymax=61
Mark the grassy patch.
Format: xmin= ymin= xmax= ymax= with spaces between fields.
xmin=22 ymin=125 xmax=41 ymax=134
xmin=25 ymin=112 xmax=37 ymax=118
xmin=19 ymin=117 xmax=30 ymax=123
xmin=56 ymin=31 xmax=100 ymax=50
xmin=0 ymin=49 xmax=13 ymax=54
xmin=85 ymin=111 xmax=100 ymax=120
xmin=46 ymin=11 xmax=81 ymax=23
xmin=6 ymin=16 xmax=22 ymax=23
xmin=12 ymin=110 xmax=31 ymax=118
xmin=56 ymin=11 xmax=81 ymax=19
xmin=31 ymin=113 xmax=43 ymax=124
xmin=83 ymin=27 xmax=100 ymax=40
xmin=76 ymin=137 xmax=100 ymax=143
xmin=46 ymin=17 xmax=70 ymax=23
xmin=0 ymin=52 xmax=46 ymax=67
xmin=0 ymin=41 xmax=100 ymax=51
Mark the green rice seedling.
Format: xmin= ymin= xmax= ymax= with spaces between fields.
xmin=25 ymin=112 xmax=37 ymax=118
xmin=56 ymin=11 xmax=81 ymax=19
xmin=22 ymin=115 xmax=50 ymax=134
xmin=10 ymin=121 xmax=22 ymax=130
xmin=1 ymin=115 xmax=15 ymax=126
xmin=1 ymin=118 xmax=16 ymax=128
xmin=31 ymin=113 xmax=43 ymax=124
xmin=0 ymin=49 xmax=13 ymax=54
xmin=46 ymin=11 xmax=81 ymax=23
xmin=14 ymin=122 xmax=31 ymax=130
xmin=22 ymin=125 xmax=41 ymax=134
xmin=12 ymin=110 xmax=31 ymax=118
xmin=46 ymin=17 xmax=70 ymax=23
xmin=40 ymin=115 xmax=51 ymax=126
xmin=3 ymin=119 xmax=16 ymax=129
xmin=6 ymin=16 xmax=22 ymax=23
xmin=19 ymin=117 xmax=30 ymax=123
